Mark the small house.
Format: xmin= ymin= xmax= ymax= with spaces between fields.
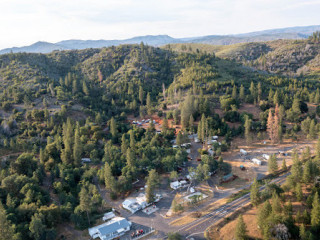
xmin=240 ymin=149 xmax=247 ymax=155
xmin=102 ymin=212 xmax=115 ymax=222
xmin=88 ymin=217 xmax=131 ymax=240
xmin=122 ymin=199 xmax=141 ymax=213
xmin=81 ymin=158 xmax=91 ymax=163
xmin=252 ymin=158 xmax=262 ymax=165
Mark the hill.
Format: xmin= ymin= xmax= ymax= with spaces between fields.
xmin=1 ymin=25 xmax=320 ymax=54
xmin=166 ymin=39 xmax=320 ymax=77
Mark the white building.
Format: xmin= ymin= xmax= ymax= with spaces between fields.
xmin=170 ymin=180 xmax=188 ymax=190
xmin=252 ymin=158 xmax=262 ymax=165
xmin=122 ymin=199 xmax=141 ymax=213
xmin=262 ymin=154 xmax=270 ymax=160
xmin=88 ymin=217 xmax=131 ymax=240
xmin=102 ymin=212 xmax=115 ymax=222
xmin=81 ymin=158 xmax=91 ymax=163
xmin=240 ymin=149 xmax=247 ymax=155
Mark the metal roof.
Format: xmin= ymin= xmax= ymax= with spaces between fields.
xmin=98 ymin=218 xmax=131 ymax=236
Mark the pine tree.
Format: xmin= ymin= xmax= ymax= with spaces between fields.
xmin=232 ymin=85 xmax=237 ymax=99
xmin=309 ymin=119 xmax=316 ymax=139
xmin=268 ymin=154 xmax=278 ymax=174
xmin=189 ymin=115 xmax=194 ymax=134
xmin=126 ymin=148 xmax=135 ymax=169
xmin=104 ymin=162 xmax=116 ymax=192
xmin=311 ymin=193 xmax=320 ymax=230
xmin=302 ymin=160 xmax=312 ymax=183
xmin=267 ymin=109 xmax=274 ymax=143
xmin=295 ymin=183 xmax=303 ymax=202
xmin=250 ymin=178 xmax=260 ymax=206
xmin=129 ymin=130 xmax=135 ymax=150
xmin=79 ymin=186 xmax=91 ymax=225
xmin=139 ymin=86 xmax=144 ymax=104
xmin=235 ymin=214 xmax=247 ymax=240
xmin=271 ymin=193 xmax=282 ymax=214
xmin=257 ymin=201 xmax=272 ymax=230
xmin=291 ymin=151 xmax=302 ymax=183
xmin=162 ymin=118 xmax=169 ymax=133
xmin=121 ymin=134 xmax=128 ymax=154
xmin=244 ymin=116 xmax=252 ymax=144
xmin=110 ymin=117 xmax=118 ymax=138
xmin=0 ymin=203 xmax=15 ymax=240
xmin=239 ymin=85 xmax=245 ymax=101
xmin=146 ymin=169 xmax=159 ymax=203
xmin=146 ymin=92 xmax=152 ymax=115
xmin=281 ymin=159 xmax=287 ymax=171
xmin=176 ymin=131 xmax=183 ymax=146
xmin=292 ymin=96 xmax=301 ymax=114
xmin=73 ymin=123 xmax=82 ymax=166
xmin=316 ymin=136 xmax=320 ymax=160
xmin=29 ymin=213 xmax=45 ymax=240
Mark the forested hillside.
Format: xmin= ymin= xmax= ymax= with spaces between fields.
xmin=1 ymin=42 xmax=320 ymax=239
xmin=166 ymin=37 xmax=320 ymax=77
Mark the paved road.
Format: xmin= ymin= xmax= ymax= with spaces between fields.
xmin=176 ymin=172 xmax=291 ymax=239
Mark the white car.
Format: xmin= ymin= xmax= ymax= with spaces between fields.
xmin=194 ymin=137 xmax=200 ymax=143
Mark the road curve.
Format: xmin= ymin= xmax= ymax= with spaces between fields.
xmin=176 ymin=172 xmax=290 ymax=239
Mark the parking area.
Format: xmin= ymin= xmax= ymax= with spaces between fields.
xmin=120 ymin=222 xmax=154 ymax=240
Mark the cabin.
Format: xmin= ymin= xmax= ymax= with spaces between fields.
xmin=252 ymin=158 xmax=262 ymax=165
xmin=122 ymin=199 xmax=141 ymax=213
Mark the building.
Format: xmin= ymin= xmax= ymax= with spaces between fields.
xmin=122 ymin=199 xmax=141 ymax=213
xmin=252 ymin=158 xmax=262 ymax=165
xmin=81 ymin=158 xmax=91 ymax=163
xmin=170 ymin=180 xmax=188 ymax=190
xmin=88 ymin=217 xmax=131 ymax=240
xmin=102 ymin=212 xmax=115 ymax=222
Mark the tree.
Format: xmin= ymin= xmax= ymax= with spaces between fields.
xmin=189 ymin=115 xmax=194 ymax=133
xmin=110 ymin=117 xmax=118 ymax=138
xmin=268 ymin=154 xmax=278 ymax=174
xmin=311 ymin=193 xmax=320 ymax=229
xmin=308 ymin=119 xmax=316 ymax=139
xmin=250 ymin=178 xmax=260 ymax=206
xmin=232 ymin=85 xmax=237 ymax=99
xmin=145 ymin=169 xmax=159 ymax=203
xmin=139 ymin=86 xmax=144 ymax=104
xmin=244 ymin=116 xmax=252 ymax=144
xmin=176 ymin=131 xmax=183 ymax=146
xmin=162 ymin=118 xmax=169 ymax=133
xmin=239 ymin=85 xmax=245 ymax=101
xmin=0 ymin=203 xmax=15 ymax=240
xmin=295 ymin=183 xmax=303 ymax=202
xmin=167 ymin=232 xmax=182 ymax=240
xmin=235 ymin=214 xmax=247 ymax=240
xmin=257 ymin=201 xmax=272 ymax=230
xmin=146 ymin=92 xmax=152 ymax=115
xmin=79 ymin=187 xmax=91 ymax=225
xmin=104 ymin=162 xmax=116 ymax=192
xmin=29 ymin=213 xmax=45 ymax=240
xmin=73 ymin=124 xmax=82 ymax=166
xmin=302 ymin=160 xmax=312 ymax=183
xmin=281 ymin=159 xmax=287 ymax=171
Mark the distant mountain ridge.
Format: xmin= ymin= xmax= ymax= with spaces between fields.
xmin=1 ymin=25 xmax=320 ymax=54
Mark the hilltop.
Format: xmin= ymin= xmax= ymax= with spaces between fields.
xmin=1 ymin=25 xmax=320 ymax=54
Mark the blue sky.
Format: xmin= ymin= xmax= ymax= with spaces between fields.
xmin=1 ymin=0 xmax=320 ymax=49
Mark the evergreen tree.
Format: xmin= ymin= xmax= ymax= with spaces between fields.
xmin=79 ymin=186 xmax=91 ymax=225
xmin=292 ymin=96 xmax=301 ymax=114
xmin=139 ymin=86 xmax=144 ymax=104
xmin=232 ymin=85 xmax=237 ymax=99
xmin=73 ymin=123 xmax=82 ymax=166
xmin=145 ymin=169 xmax=159 ymax=203
xmin=257 ymin=201 xmax=272 ymax=230
xmin=162 ymin=118 xmax=169 ymax=133
xmin=311 ymin=193 xmax=320 ymax=229
xmin=235 ymin=214 xmax=247 ymax=240
xmin=29 ymin=213 xmax=45 ymax=240
xmin=268 ymin=154 xmax=278 ymax=174
xmin=308 ymin=119 xmax=316 ymax=139
xmin=291 ymin=151 xmax=302 ymax=183
xmin=146 ymin=92 xmax=152 ymax=115
xmin=176 ymin=131 xmax=183 ymax=146
xmin=295 ymin=183 xmax=303 ymax=202
xmin=278 ymin=158 xmax=285 ymax=172
xmin=302 ymin=160 xmax=312 ymax=183
xmin=0 ymin=203 xmax=15 ymax=240
xmin=189 ymin=115 xmax=194 ymax=134
xmin=104 ymin=162 xmax=116 ymax=192
xmin=239 ymin=85 xmax=245 ymax=101
xmin=110 ymin=117 xmax=118 ymax=138
xmin=271 ymin=193 xmax=282 ymax=214
xmin=121 ymin=134 xmax=128 ymax=154
xmin=129 ymin=130 xmax=135 ymax=150
xmin=250 ymin=178 xmax=260 ymax=206
xmin=244 ymin=116 xmax=252 ymax=144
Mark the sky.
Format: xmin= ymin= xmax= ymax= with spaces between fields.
xmin=1 ymin=0 xmax=320 ymax=49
